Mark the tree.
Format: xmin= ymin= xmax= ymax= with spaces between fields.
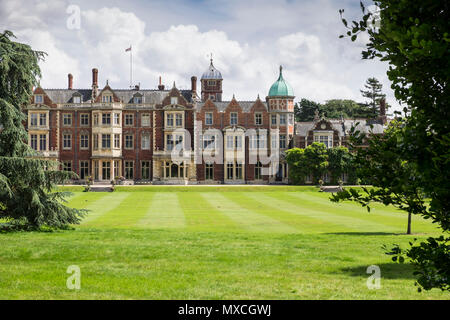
xmin=327 ymin=146 xmax=354 ymax=185
xmin=286 ymin=143 xmax=328 ymax=184
xmin=360 ymin=77 xmax=386 ymax=117
xmin=0 ymin=30 xmax=86 ymax=230
xmin=321 ymin=99 xmax=372 ymax=119
xmin=295 ymin=98 xmax=321 ymax=121
xmin=332 ymin=120 xmax=419 ymax=234
xmin=336 ymin=1 xmax=449 ymax=291
xmin=285 ymin=148 xmax=307 ymax=184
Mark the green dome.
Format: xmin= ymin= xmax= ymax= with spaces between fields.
xmin=268 ymin=66 xmax=294 ymax=97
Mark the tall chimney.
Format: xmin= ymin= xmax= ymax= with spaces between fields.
xmin=92 ymin=68 xmax=98 ymax=87
xmin=68 ymin=73 xmax=73 ymax=90
xmin=92 ymin=68 xmax=99 ymax=99
xmin=191 ymin=76 xmax=197 ymax=94
xmin=158 ymin=76 xmax=165 ymax=90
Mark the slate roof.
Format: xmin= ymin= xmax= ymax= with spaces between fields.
xmin=295 ymin=119 xmax=387 ymax=137
xmin=40 ymin=88 xmax=194 ymax=104
xmin=44 ymin=89 xmax=93 ymax=104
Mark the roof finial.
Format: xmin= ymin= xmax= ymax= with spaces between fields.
xmin=106 ymin=79 xmax=109 ymax=86
xmin=210 ymin=52 xmax=213 ymax=64
xmin=173 ymin=81 xmax=176 ymax=89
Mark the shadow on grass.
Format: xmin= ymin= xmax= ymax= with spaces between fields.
xmin=341 ymin=263 xmax=416 ymax=279
xmin=324 ymin=232 xmax=404 ymax=236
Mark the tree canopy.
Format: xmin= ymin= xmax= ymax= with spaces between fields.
xmin=295 ymin=98 xmax=375 ymax=122
xmin=0 ymin=30 xmax=86 ymax=230
xmin=335 ymin=0 xmax=449 ymax=291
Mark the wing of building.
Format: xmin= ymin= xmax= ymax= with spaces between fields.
xmin=24 ymin=61 xmax=388 ymax=185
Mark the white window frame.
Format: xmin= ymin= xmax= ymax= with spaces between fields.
xmin=80 ymin=133 xmax=89 ymax=150
xmin=205 ymin=112 xmax=213 ymax=125
xmin=63 ymin=113 xmax=72 ymax=126
xmin=34 ymin=95 xmax=43 ymax=104
xmin=80 ymin=113 xmax=89 ymax=126
xmin=230 ymin=112 xmax=238 ymax=125
xmin=113 ymin=113 xmax=120 ymax=126
xmin=141 ymin=133 xmax=150 ymax=150
xmin=124 ymin=114 xmax=134 ymax=126
xmin=141 ymin=114 xmax=151 ymax=127
xmin=125 ymin=134 xmax=134 ymax=150
xmin=63 ymin=133 xmax=72 ymax=150
xmin=255 ymin=113 xmax=262 ymax=125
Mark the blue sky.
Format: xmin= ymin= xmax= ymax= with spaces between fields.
xmin=0 ymin=0 xmax=399 ymax=110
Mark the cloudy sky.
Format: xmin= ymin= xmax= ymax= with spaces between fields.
xmin=0 ymin=0 xmax=399 ymax=109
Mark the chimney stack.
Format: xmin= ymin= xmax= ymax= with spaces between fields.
xmin=92 ymin=68 xmax=99 ymax=99
xmin=92 ymin=68 xmax=98 ymax=87
xmin=158 ymin=76 xmax=165 ymax=90
xmin=68 ymin=73 xmax=73 ymax=90
xmin=191 ymin=76 xmax=197 ymax=94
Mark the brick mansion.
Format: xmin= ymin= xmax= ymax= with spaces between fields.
xmin=25 ymin=59 xmax=387 ymax=184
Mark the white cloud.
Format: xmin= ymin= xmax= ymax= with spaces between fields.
xmin=0 ymin=0 xmax=400 ymax=110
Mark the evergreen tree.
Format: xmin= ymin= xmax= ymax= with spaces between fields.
xmin=0 ymin=30 xmax=86 ymax=230
xmin=295 ymin=99 xmax=321 ymax=121
xmin=359 ymin=77 xmax=386 ymax=117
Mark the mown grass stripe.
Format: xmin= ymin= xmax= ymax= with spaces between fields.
xmin=235 ymin=192 xmax=350 ymax=234
xmin=260 ymin=192 xmax=399 ymax=233
xmin=65 ymin=192 xmax=109 ymax=210
xmin=80 ymin=193 xmax=131 ymax=225
xmin=201 ymin=193 xmax=297 ymax=234
xmin=139 ymin=193 xmax=186 ymax=229
xmin=302 ymin=192 xmax=438 ymax=229
xmin=86 ymin=192 xmax=156 ymax=228
xmin=177 ymin=192 xmax=240 ymax=232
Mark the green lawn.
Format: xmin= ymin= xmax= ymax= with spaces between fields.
xmin=0 ymin=186 xmax=448 ymax=299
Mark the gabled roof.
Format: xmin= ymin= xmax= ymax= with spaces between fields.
xmin=196 ymin=100 xmax=268 ymax=112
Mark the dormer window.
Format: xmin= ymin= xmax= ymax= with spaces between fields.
xmin=34 ymin=95 xmax=43 ymax=104
xmin=73 ymin=96 xmax=81 ymax=104
xmin=102 ymin=95 xmax=112 ymax=103
xmin=171 ymin=97 xmax=178 ymax=105
xmin=134 ymin=96 xmax=142 ymax=104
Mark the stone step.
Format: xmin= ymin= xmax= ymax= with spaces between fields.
xmin=89 ymin=185 xmax=113 ymax=192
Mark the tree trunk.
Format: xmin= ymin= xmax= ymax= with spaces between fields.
xmin=406 ymin=212 xmax=412 ymax=234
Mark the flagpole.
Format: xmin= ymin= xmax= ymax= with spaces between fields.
xmin=130 ymin=45 xmax=132 ymax=88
